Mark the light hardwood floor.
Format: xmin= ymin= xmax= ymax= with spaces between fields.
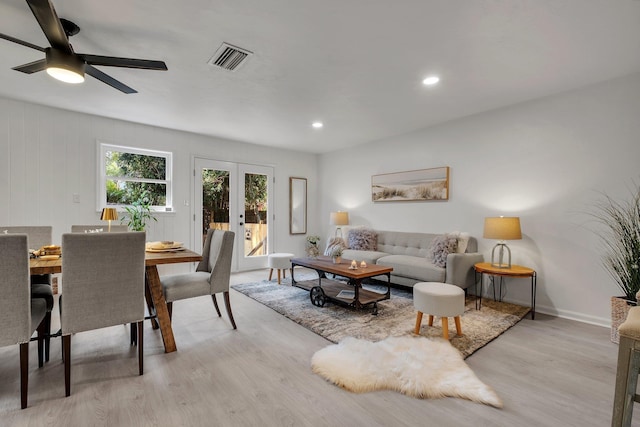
xmin=0 ymin=269 xmax=636 ymax=426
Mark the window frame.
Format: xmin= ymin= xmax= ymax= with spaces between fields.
xmin=97 ymin=142 xmax=173 ymax=212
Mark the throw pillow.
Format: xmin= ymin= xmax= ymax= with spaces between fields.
xmin=324 ymin=237 xmax=348 ymax=256
xmin=347 ymin=228 xmax=378 ymax=251
xmin=427 ymin=234 xmax=458 ymax=268
xmin=449 ymin=231 xmax=470 ymax=254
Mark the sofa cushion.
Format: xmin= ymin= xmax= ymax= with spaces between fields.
xmin=427 ymin=234 xmax=458 ymax=268
xmin=376 ymin=255 xmax=446 ymax=283
xmin=347 ymin=228 xmax=378 ymax=251
xmin=342 ymin=249 xmax=388 ymax=265
xmin=376 ymin=230 xmax=435 ymax=257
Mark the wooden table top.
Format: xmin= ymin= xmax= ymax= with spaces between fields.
xmin=474 ymin=262 xmax=535 ymax=277
xmin=291 ymin=256 xmax=393 ymax=279
xmin=30 ymin=248 xmax=202 ymax=274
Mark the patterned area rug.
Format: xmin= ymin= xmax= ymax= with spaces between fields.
xmin=232 ymin=278 xmax=530 ymax=358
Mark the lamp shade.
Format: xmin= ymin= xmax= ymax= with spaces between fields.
xmin=330 ymin=211 xmax=349 ymax=226
xmin=483 ymin=217 xmax=522 ymax=240
xmin=100 ymin=207 xmax=119 ymax=221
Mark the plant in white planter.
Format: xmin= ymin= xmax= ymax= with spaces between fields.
xmin=589 ymin=183 xmax=640 ymax=342
xmin=306 ymin=235 xmax=321 ymax=258
xmin=331 ymin=245 xmax=344 ymax=264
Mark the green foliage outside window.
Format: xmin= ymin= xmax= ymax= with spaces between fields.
xmin=105 ymin=150 xmax=167 ymax=206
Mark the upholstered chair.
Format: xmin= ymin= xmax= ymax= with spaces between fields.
xmin=60 ymin=232 xmax=146 ymax=397
xmin=70 ymin=224 xmax=129 ymax=233
xmin=1 ymin=226 xmax=54 ymax=366
xmin=0 ymin=234 xmax=48 ymax=409
xmin=161 ymin=229 xmax=236 ymax=329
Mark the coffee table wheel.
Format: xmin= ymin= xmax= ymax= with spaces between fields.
xmin=372 ymin=302 xmax=378 ymax=315
xmin=310 ymin=286 xmax=326 ymax=307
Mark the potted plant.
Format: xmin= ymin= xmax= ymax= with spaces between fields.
xmin=121 ymin=190 xmax=158 ymax=232
xmin=306 ymin=235 xmax=321 ymax=258
xmin=590 ymin=183 xmax=640 ymax=343
xmin=331 ymin=245 xmax=343 ymax=264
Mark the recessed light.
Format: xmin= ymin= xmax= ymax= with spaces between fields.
xmin=422 ymin=76 xmax=440 ymax=86
xmin=312 ymin=121 xmax=323 ymax=129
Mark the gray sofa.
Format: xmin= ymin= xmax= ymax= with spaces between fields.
xmin=340 ymin=229 xmax=483 ymax=290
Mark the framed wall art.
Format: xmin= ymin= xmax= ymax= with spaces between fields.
xmin=372 ymin=166 xmax=449 ymax=202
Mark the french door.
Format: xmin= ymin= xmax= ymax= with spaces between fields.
xmin=194 ymin=158 xmax=273 ymax=271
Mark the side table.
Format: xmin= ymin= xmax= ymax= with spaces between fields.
xmin=474 ymin=262 xmax=537 ymax=320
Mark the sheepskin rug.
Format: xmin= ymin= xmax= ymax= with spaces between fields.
xmin=311 ymin=335 xmax=503 ymax=408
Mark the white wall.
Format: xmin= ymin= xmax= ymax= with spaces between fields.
xmin=0 ymin=97 xmax=318 ymax=272
xmin=319 ymin=71 xmax=640 ymax=326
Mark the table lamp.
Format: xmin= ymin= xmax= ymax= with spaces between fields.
xmin=101 ymin=207 xmax=119 ymax=232
xmin=483 ymin=216 xmax=522 ymax=268
xmin=330 ymin=211 xmax=349 ymax=238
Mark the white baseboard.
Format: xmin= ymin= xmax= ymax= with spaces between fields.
xmin=497 ymin=296 xmax=610 ymax=328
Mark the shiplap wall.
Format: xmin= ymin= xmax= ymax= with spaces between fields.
xmin=319 ymin=71 xmax=640 ymax=326
xmin=0 ymin=97 xmax=318 ymax=272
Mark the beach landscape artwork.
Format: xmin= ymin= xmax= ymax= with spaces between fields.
xmin=372 ymin=167 xmax=449 ymax=202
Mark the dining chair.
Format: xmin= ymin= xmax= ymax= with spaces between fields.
xmin=70 ymin=224 xmax=129 ymax=233
xmin=1 ymin=226 xmax=54 ymax=366
xmin=0 ymin=234 xmax=48 ymax=409
xmin=60 ymin=231 xmax=146 ymax=397
xmin=161 ymin=229 xmax=237 ymax=329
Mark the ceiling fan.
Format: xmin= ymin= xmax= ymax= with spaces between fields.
xmin=0 ymin=0 xmax=167 ymax=94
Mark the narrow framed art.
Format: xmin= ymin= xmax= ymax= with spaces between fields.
xmin=372 ymin=167 xmax=449 ymax=202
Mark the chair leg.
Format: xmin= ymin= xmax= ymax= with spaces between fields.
xmin=454 ymin=316 xmax=462 ymax=336
xmin=130 ymin=323 xmax=138 ymax=346
xmin=44 ymin=311 xmax=51 ymax=363
xmin=36 ymin=317 xmax=46 ymax=368
xmin=223 ymin=291 xmax=237 ymax=329
xmin=442 ymin=317 xmax=449 ymax=340
xmin=167 ymin=302 xmax=173 ymax=321
xmin=414 ymin=311 xmax=423 ymax=335
xmin=268 ymin=268 xmax=273 ymax=281
xmin=283 ymin=269 xmax=286 ymax=279
xmin=63 ymin=335 xmax=71 ymax=397
xmin=211 ymin=294 xmax=222 ymax=317
xmin=428 ymin=314 xmax=434 ymax=326
xmin=137 ymin=321 xmax=144 ymax=375
xmin=20 ymin=342 xmax=28 ymax=409
xmin=277 ymin=269 xmax=282 ymax=285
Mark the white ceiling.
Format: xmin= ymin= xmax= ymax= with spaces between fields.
xmin=1 ymin=1 xmax=639 ymax=154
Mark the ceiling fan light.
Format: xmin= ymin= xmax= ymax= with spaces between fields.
xmin=46 ymin=66 xmax=85 ymax=83
xmin=45 ymin=48 xmax=85 ymax=84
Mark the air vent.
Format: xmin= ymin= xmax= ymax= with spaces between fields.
xmin=208 ymin=42 xmax=252 ymax=71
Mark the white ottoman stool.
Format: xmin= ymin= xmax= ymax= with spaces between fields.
xmin=268 ymin=253 xmax=294 ymax=284
xmin=413 ymin=282 xmax=464 ymax=340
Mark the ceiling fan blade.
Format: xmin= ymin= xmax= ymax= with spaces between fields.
xmin=82 ymin=54 xmax=167 ymax=70
xmin=12 ymin=58 xmax=47 ymax=74
xmin=26 ymin=0 xmax=72 ymax=53
xmin=86 ymin=64 xmax=137 ymax=94
xmin=0 ymin=33 xmax=45 ymax=52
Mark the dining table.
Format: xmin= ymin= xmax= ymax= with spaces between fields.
xmin=29 ymin=248 xmax=202 ymax=353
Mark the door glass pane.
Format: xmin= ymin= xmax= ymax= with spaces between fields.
xmin=202 ymin=169 xmax=230 ymax=246
xmin=244 ymin=173 xmax=268 ymax=257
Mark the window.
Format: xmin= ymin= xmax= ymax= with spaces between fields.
xmin=98 ymin=143 xmax=173 ymax=212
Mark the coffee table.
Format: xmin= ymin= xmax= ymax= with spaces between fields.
xmin=291 ymin=256 xmax=393 ymax=314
